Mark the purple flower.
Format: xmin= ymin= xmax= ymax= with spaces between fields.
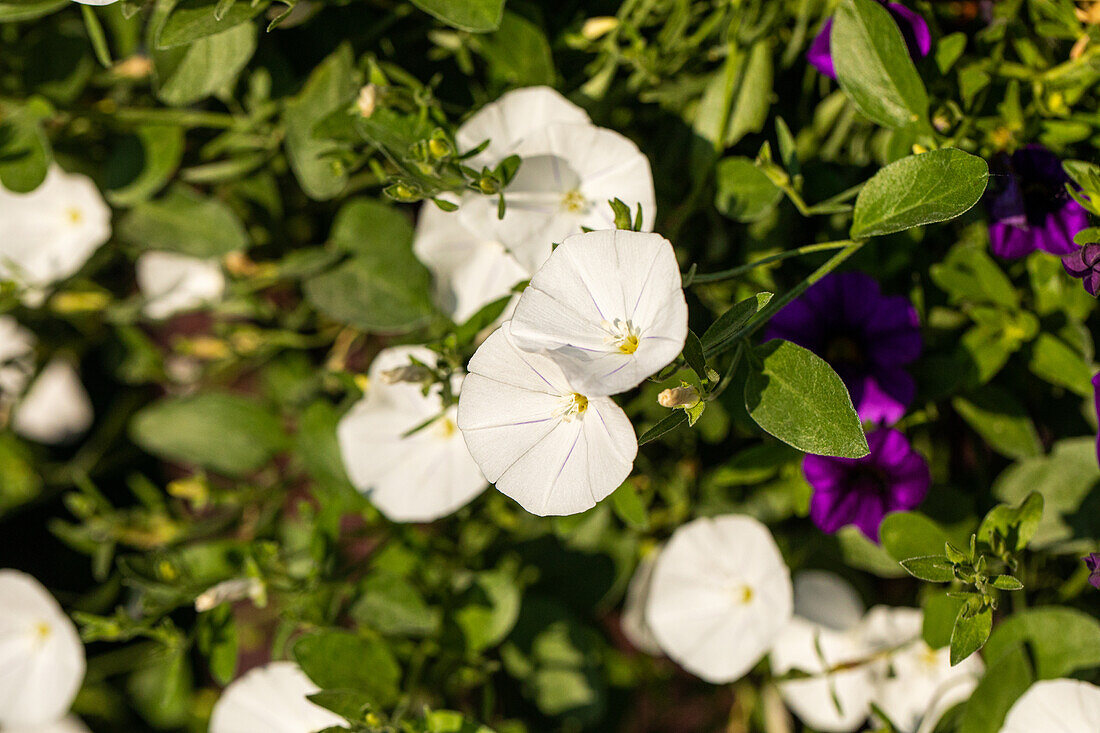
xmin=803 ymin=428 xmax=931 ymax=541
xmin=807 ymin=2 xmax=932 ymax=79
xmin=987 ymin=145 xmax=1089 ymax=259
xmin=1085 ymin=553 xmax=1100 ymax=589
xmin=1062 ymin=243 xmax=1100 ymax=296
xmin=764 ymin=271 xmax=922 ymax=425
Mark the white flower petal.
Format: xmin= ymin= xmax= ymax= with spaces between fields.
xmin=457 ymin=324 xmax=637 ymax=516
xmin=4 ymin=716 xmax=92 ymax=733
xmin=12 ymin=360 xmax=93 ymax=445
xmin=208 ymin=662 xmax=345 ymax=733
xmin=0 ymin=570 xmax=86 ymax=727
xmin=999 ymin=679 xmax=1100 ymax=733
xmin=645 ymin=515 xmax=793 ymax=683
xmin=454 ymin=86 xmax=591 ymax=170
xmin=793 ymin=570 xmax=865 ymax=631
xmin=0 ymin=316 xmax=35 ymax=398
xmin=412 ymin=203 xmax=528 ymax=324
xmin=509 ymin=230 xmax=687 ymax=396
xmin=620 ymin=552 xmax=663 ymax=656
xmin=137 ymin=252 xmax=226 ymax=320
xmin=0 ymin=166 xmax=111 ymax=290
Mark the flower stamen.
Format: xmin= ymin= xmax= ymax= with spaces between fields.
xmin=555 ymin=392 xmax=589 ymax=422
xmin=602 ymin=318 xmax=641 ymax=354
xmin=560 ymin=188 xmax=588 ymax=214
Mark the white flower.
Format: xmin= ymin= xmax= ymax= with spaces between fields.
xmin=0 ymin=570 xmax=86 ymax=727
xmin=12 ymin=360 xmax=93 ymax=445
xmin=412 ymin=202 xmax=529 ymax=324
xmin=456 ymin=322 xmax=637 ymax=516
xmin=771 ymin=572 xmax=875 ymax=733
xmin=208 ymin=661 xmax=345 ymax=733
xmin=70 ymin=0 xmax=119 ymax=5
xmin=136 ymin=251 xmax=226 ymax=320
xmin=620 ymin=551 xmax=662 ymax=656
xmin=644 ymin=514 xmax=794 ymax=683
xmin=4 ymin=717 xmax=91 ymax=733
xmin=458 ymin=124 xmax=656 ymax=272
xmin=337 ymin=346 xmax=486 ymax=522
xmin=455 ymin=86 xmax=591 ymax=172
xmin=0 ymin=316 xmax=35 ymax=398
xmin=0 ymin=166 xmax=111 ymax=293
xmin=999 ymin=679 xmax=1100 ymax=733
xmin=860 ymin=605 xmax=983 ymax=733
xmin=509 ymin=230 xmax=688 ymax=397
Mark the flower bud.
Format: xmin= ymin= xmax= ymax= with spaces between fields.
xmin=195 ymin=577 xmax=264 ymax=612
xmin=658 ymin=384 xmax=701 ymax=409
xmin=356 ymin=84 xmax=377 ymax=118
xmin=379 ymin=364 xmax=432 ymax=385
xmin=582 ymin=16 xmax=619 ymax=40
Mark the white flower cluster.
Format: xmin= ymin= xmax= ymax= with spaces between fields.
xmin=0 ymin=571 xmax=88 ymax=731
xmin=341 ymin=86 xmax=680 ymax=520
xmin=208 ymin=661 xmax=344 ymax=733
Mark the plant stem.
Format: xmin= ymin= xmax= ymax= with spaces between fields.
xmin=690 ymin=239 xmax=855 ymax=285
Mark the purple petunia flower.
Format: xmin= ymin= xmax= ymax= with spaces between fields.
xmin=987 ymin=145 xmax=1090 ymax=259
xmin=803 ymin=428 xmax=931 ymax=541
xmin=764 ymin=271 xmax=922 ymax=425
xmin=1085 ymin=553 xmax=1100 ymax=589
xmin=1062 ymin=243 xmax=1100 ymax=296
xmin=807 ymin=2 xmax=932 ymax=79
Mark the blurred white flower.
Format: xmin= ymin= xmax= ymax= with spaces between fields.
xmin=208 ymin=661 xmax=345 ymax=733
xmin=70 ymin=0 xmax=119 ymax=5
xmin=12 ymin=360 xmax=93 ymax=445
xmin=413 ymin=202 xmax=528 ymax=324
xmin=455 ymin=86 xmax=591 ymax=171
xmin=862 ymin=605 xmax=983 ymax=733
xmin=4 ymin=717 xmax=91 ymax=733
xmin=771 ymin=572 xmax=875 ymax=733
xmin=456 ymin=322 xmax=637 ymax=516
xmin=0 ymin=316 xmax=35 ymax=398
xmin=0 ymin=570 xmax=86 ymax=727
xmin=509 ymin=230 xmax=688 ymax=397
xmin=458 ymin=123 xmax=656 ymax=272
xmin=136 ymin=251 xmax=226 ymax=320
xmin=644 ymin=514 xmax=794 ymax=683
xmin=0 ymin=166 xmax=111 ymax=294
xmin=337 ymin=346 xmax=486 ymax=522
xmin=999 ymin=679 xmax=1100 ymax=733
xmin=620 ymin=551 xmax=662 ymax=656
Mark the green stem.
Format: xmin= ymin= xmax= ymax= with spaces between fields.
xmin=690 ymin=239 xmax=855 ymax=284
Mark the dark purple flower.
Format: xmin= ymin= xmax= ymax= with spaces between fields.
xmin=1085 ymin=553 xmax=1100 ymax=589
xmin=1062 ymin=243 xmax=1100 ymax=296
xmin=764 ymin=271 xmax=922 ymax=425
xmin=808 ymin=2 xmax=932 ymax=79
xmin=987 ymin=145 xmax=1090 ymax=258
xmin=803 ymin=428 xmax=931 ymax=541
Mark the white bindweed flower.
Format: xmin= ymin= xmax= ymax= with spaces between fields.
xmin=458 ymin=123 xmax=656 ymax=272
xmin=70 ymin=0 xmax=119 ymax=5
xmin=509 ymin=230 xmax=688 ymax=397
xmin=12 ymin=360 xmax=93 ymax=445
xmin=0 ymin=166 xmax=111 ymax=295
xmin=136 ymin=251 xmax=226 ymax=320
xmin=412 ymin=202 xmax=529 ymax=324
xmin=0 ymin=316 xmax=35 ymax=398
xmin=5 ymin=717 xmax=92 ymax=733
xmin=456 ymin=323 xmax=637 ymax=516
xmin=620 ymin=551 xmax=662 ymax=656
xmin=455 ymin=86 xmax=591 ymax=172
xmin=860 ymin=605 xmax=984 ymax=733
xmin=644 ymin=514 xmax=794 ymax=683
xmin=0 ymin=570 xmax=86 ymax=727
xmin=337 ymin=346 xmax=486 ymax=522
xmin=999 ymin=679 xmax=1100 ymax=733
xmin=771 ymin=572 xmax=875 ymax=733
xmin=208 ymin=661 xmax=345 ymax=733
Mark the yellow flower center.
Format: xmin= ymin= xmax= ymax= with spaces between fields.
xmin=603 ymin=318 xmax=641 ymax=354
xmin=556 ymin=393 xmax=589 ymax=422
xmin=34 ymin=621 xmax=52 ymax=640
xmin=66 ymin=207 xmax=83 ymax=225
xmin=435 ymin=416 xmax=457 ymax=438
xmin=560 ymin=188 xmax=587 ymax=213
xmin=737 ymin=585 xmax=754 ymax=604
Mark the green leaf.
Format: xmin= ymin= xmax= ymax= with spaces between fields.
xmin=0 ymin=101 xmax=51 ymax=193
xmin=455 ymin=568 xmax=521 ymax=653
xmin=130 ymin=393 xmax=287 ymax=476
xmin=282 ymin=45 xmax=359 ymax=201
xmin=832 ymin=0 xmax=928 ymax=128
xmin=303 ymin=199 xmax=435 ymax=333
xmin=0 ymin=0 xmax=68 ymax=22
xmin=991 ymin=575 xmax=1024 ymax=591
xmin=931 ymin=243 xmax=1019 ymax=309
xmin=1027 ymin=333 xmax=1094 ymax=397
xmin=957 ymin=643 xmax=1034 ymax=733
xmin=637 ymin=410 xmax=688 ymax=446
xmin=350 ymin=573 xmax=440 ymax=637
xmin=307 ymin=689 xmax=376 ymax=721
xmin=681 ymin=330 xmax=709 ymax=385
xmin=701 ymin=292 xmax=773 ymax=356
xmin=714 ymin=157 xmax=783 ymax=223
xmin=880 ymin=511 xmax=951 ymax=563
xmin=744 ymin=339 xmax=869 ymax=458
xmin=156 ymin=0 xmax=270 ymax=49
xmin=127 ymin=646 xmax=192 ymax=728
xmin=952 ymin=385 xmax=1042 ymax=460
xmin=850 ymin=149 xmax=989 ymax=238
xmin=472 ymin=11 xmax=554 ymax=86
xmin=837 ymin=525 xmax=908 ymax=577
xmin=724 ymin=41 xmax=773 ymax=147
xmin=950 ymin=604 xmax=992 ymax=666
xmin=293 ymin=630 xmax=401 ymax=705
xmin=0 ymin=434 xmax=44 ymax=517
xmin=922 ymin=593 xmax=964 ymax=649
xmin=977 ymin=492 xmax=1044 ymax=554
xmin=982 ymin=607 xmax=1100 ymax=679
xmin=118 ymin=184 xmax=249 ymax=256
xmin=105 ymin=125 xmax=185 ymax=207
xmin=409 ymin=0 xmax=504 ymax=32
xmin=155 ymin=22 xmax=256 ymax=106
xmin=610 ymin=483 xmax=648 ymax=530
xmin=196 ymin=605 xmax=238 ymax=685
xmin=900 ymin=555 xmax=955 ymax=583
